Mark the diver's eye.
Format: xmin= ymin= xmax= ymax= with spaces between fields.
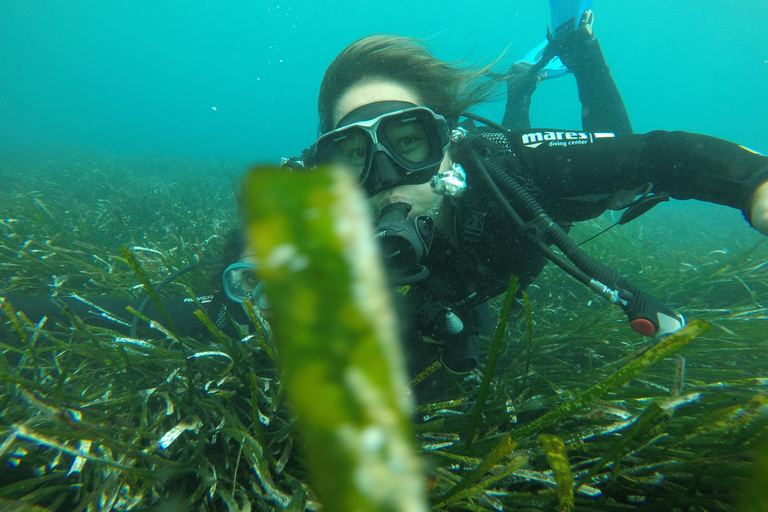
xmin=334 ymin=132 xmax=368 ymax=167
xmin=344 ymin=147 xmax=366 ymax=161
xmin=395 ymin=135 xmax=421 ymax=152
xmin=388 ymin=125 xmax=429 ymax=163
xmin=242 ymin=272 xmax=258 ymax=288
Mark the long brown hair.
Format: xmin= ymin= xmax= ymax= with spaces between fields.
xmin=317 ymin=34 xmax=503 ymax=134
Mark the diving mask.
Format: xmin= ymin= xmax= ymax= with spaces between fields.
xmin=312 ymin=101 xmax=451 ymax=196
xmin=222 ymin=262 xmax=270 ymax=310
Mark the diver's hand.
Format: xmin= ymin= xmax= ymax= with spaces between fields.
xmin=751 ymin=181 xmax=768 ymax=235
xmin=546 ymin=9 xmax=596 ymax=70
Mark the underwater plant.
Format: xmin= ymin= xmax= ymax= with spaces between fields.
xmin=1 ymin=153 xmax=767 ymax=511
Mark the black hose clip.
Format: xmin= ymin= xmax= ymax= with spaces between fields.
xmin=521 ymin=213 xmax=553 ymax=244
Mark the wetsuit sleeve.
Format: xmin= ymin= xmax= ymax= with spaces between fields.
xmin=509 ymin=130 xmax=768 ymax=224
xmin=501 ymin=64 xmax=538 ymax=130
xmin=551 ymin=31 xmax=632 ymax=134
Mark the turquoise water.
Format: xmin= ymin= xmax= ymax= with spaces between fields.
xmin=2 ymin=1 xmax=766 ymax=160
xmin=1 ymin=0 xmax=766 ymax=241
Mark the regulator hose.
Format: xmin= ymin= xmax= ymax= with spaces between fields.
xmin=458 ymin=138 xmax=685 ymax=338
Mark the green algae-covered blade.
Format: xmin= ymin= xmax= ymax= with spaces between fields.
xmin=241 ymin=166 xmax=427 ymax=512
xmin=510 ymin=319 xmax=712 ymax=441
xmin=466 ymin=274 xmax=519 ymax=447
xmin=119 ymin=246 xmax=177 ymax=339
xmin=538 ymin=434 xmax=574 ymax=512
xmin=577 ymin=402 xmax=666 ymax=491
xmin=523 ymin=289 xmax=533 ymax=387
xmin=440 ymin=455 xmax=528 ymax=506
xmin=433 ymin=434 xmax=517 ymax=505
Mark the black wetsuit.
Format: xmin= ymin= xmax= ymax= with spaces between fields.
xmin=0 ymin=290 xmax=251 ymax=342
xmin=400 ymin=127 xmax=768 ymax=399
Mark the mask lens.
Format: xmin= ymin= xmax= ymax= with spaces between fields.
xmin=380 ymin=110 xmax=436 ymax=166
xmin=315 ymin=128 xmax=371 ymax=180
xmin=222 ymin=263 xmax=261 ymax=303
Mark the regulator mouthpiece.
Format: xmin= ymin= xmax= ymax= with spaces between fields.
xmin=430 ymin=162 xmax=467 ymax=198
xmin=374 ymin=203 xmax=434 ymax=284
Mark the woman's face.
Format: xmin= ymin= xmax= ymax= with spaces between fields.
xmin=332 ymin=80 xmax=453 ymax=224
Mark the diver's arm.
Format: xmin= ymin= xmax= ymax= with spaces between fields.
xmin=509 ymin=129 xmax=768 ymax=231
xmin=501 ymin=64 xmax=538 ymax=130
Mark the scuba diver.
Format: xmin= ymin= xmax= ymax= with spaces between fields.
xmin=1 ymin=230 xmax=271 ymax=344
xmin=282 ymin=31 xmax=768 ymax=401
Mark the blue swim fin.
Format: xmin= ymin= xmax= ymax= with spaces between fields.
xmin=550 ymin=0 xmax=594 ymax=39
xmin=515 ymin=0 xmax=594 ymax=80
xmin=518 ymin=40 xmax=567 ymax=80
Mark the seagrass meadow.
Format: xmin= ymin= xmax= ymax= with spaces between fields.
xmin=1 ymin=152 xmax=768 ymax=512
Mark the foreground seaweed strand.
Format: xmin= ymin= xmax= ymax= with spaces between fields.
xmin=241 ymin=166 xmax=428 ymax=512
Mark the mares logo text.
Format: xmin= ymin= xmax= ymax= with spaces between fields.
xmin=522 ymin=131 xmax=615 ymax=148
